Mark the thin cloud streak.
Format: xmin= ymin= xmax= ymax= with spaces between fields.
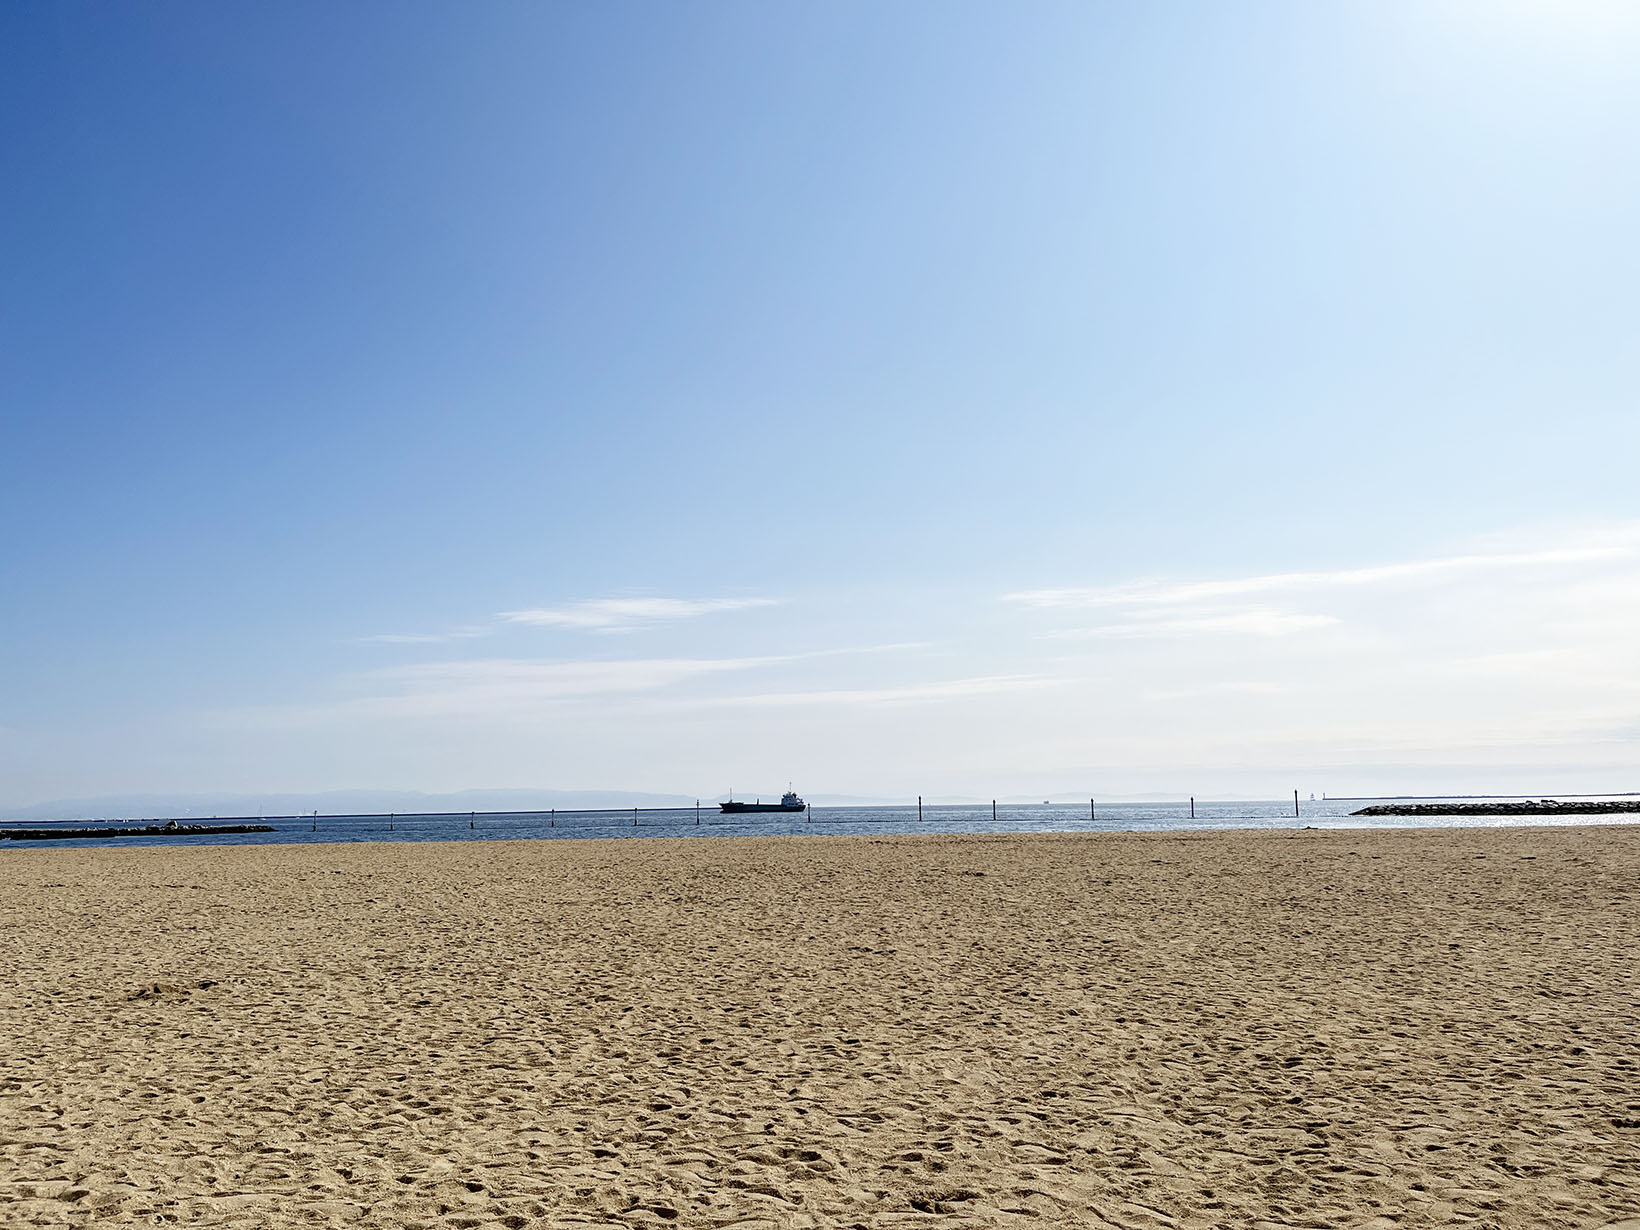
xmin=1432 ymin=649 xmax=1580 ymax=680
xmin=356 ymin=629 xmax=490 ymax=645
xmin=679 ymin=674 xmax=1061 ymax=709
xmin=500 ymin=596 xmax=781 ymax=632
xmin=367 ymin=654 xmax=791 ymax=710
xmin=1143 ymin=681 xmax=1286 ymax=702
xmin=1045 ymin=609 xmax=1339 ymax=639
xmin=1005 ymin=537 xmax=1640 ymax=611
xmin=221 ymin=642 xmax=939 ymax=728
xmin=358 ymin=594 xmax=782 ymax=644
xmin=222 ymin=654 xmax=795 ymax=727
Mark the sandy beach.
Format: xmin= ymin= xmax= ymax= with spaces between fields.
xmin=2 ymin=826 xmax=1637 ymax=1230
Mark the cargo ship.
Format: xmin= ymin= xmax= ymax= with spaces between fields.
xmin=720 ymin=790 xmax=806 ymax=814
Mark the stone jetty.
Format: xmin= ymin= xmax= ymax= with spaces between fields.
xmin=2 ymin=821 xmax=277 ymax=841
xmin=1351 ymin=799 xmax=1640 ymax=817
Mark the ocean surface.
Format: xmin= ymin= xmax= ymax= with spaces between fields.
xmin=3 ymin=797 xmax=1635 ymax=850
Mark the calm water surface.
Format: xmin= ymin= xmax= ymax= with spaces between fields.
xmin=4 ymin=798 xmax=1635 ymax=851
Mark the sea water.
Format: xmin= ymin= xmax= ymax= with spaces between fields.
xmin=3 ymin=797 xmax=1634 ymax=850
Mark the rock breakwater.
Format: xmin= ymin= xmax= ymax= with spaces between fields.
xmin=2 ymin=822 xmax=277 ymax=841
xmin=1351 ymin=799 xmax=1639 ymax=817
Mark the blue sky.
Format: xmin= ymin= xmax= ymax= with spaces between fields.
xmin=4 ymin=2 xmax=1639 ymax=807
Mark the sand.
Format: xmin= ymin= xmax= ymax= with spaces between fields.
xmin=1 ymin=826 xmax=1637 ymax=1230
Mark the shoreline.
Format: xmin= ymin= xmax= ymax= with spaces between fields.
xmin=4 ymin=813 xmax=1637 ymax=854
xmin=4 ymin=825 xmax=1637 ymax=1228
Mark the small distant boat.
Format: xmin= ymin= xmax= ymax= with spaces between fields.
xmin=721 ymin=790 xmax=806 ymax=814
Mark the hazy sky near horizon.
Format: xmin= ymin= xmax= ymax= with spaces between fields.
xmin=4 ymin=2 xmax=1639 ymax=806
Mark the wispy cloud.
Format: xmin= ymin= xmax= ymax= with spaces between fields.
xmin=223 ymin=641 xmax=939 ymax=728
xmin=1005 ymin=529 xmax=1640 ymax=648
xmin=369 ymin=655 xmax=787 ymax=711
xmin=682 ymin=674 xmax=1060 ymax=709
xmin=500 ymin=596 xmax=781 ymax=633
xmin=1046 ymin=608 xmax=1340 ymax=640
xmin=1432 ymin=649 xmax=1579 ymax=680
xmin=1005 ymin=537 xmax=1640 ymax=611
xmin=358 ymin=594 xmax=781 ymax=644
xmin=1143 ymin=680 xmax=1286 ymax=702
xmin=208 ymin=524 xmax=1640 ymax=796
xmin=226 ymin=654 xmax=795 ymax=727
xmin=356 ymin=628 xmax=490 ymax=645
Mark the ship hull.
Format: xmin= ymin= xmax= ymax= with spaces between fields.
xmin=719 ymin=802 xmax=806 ymax=814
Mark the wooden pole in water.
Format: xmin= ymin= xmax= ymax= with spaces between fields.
xmin=551 ymin=808 xmax=555 ymax=828
xmin=1294 ymin=790 xmax=1300 ymax=818
xmin=992 ymin=799 xmax=997 ymax=821
xmin=389 ymin=812 xmax=393 ymax=832
xmin=1190 ymin=796 xmax=1195 ymax=820
xmin=918 ymin=795 xmax=923 ymax=822
xmin=1090 ymin=798 xmax=1095 ymax=820
xmin=470 ymin=811 xmax=475 ymax=830
xmin=696 ymin=799 xmax=700 ymax=825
